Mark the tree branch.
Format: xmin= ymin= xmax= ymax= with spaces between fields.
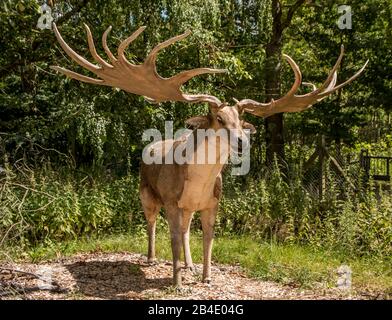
xmin=282 ymin=0 xmax=306 ymax=30
xmin=55 ymin=0 xmax=91 ymax=25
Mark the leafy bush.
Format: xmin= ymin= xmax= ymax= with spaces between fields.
xmin=0 ymin=163 xmax=142 ymax=248
xmin=218 ymin=164 xmax=391 ymax=259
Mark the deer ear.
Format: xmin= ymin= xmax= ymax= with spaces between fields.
xmin=185 ymin=116 xmax=210 ymax=129
xmin=242 ymin=121 xmax=256 ymax=134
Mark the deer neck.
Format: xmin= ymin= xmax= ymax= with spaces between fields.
xmin=178 ymin=131 xmax=229 ymax=211
xmin=188 ymin=129 xmax=229 ymax=173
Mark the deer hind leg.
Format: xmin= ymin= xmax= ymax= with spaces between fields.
xmin=200 ymin=206 xmax=218 ymax=283
xmin=140 ymin=186 xmax=161 ymax=264
xmin=182 ymin=211 xmax=195 ymax=272
xmin=165 ymin=208 xmax=194 ymax=287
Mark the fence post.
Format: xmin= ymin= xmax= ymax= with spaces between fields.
xmin=360 ymin=149 xmax=370 ymax=185
xmin=319 ymin=135 xmax=326 ymax=200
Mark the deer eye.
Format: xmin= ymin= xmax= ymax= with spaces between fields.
xmin=216 ymin=116 xmax=224 ymax=124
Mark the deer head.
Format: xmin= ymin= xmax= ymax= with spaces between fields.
xmin=184 ymin=104 xmax=256 ymax=155
xmin=51 ymin=23 xmax=368 ymax=140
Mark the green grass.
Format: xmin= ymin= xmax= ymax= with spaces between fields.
xmin=2 ymin=231 xmax=391 ymax=296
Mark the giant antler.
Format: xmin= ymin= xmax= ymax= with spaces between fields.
xmin=236 ymin=46 xmax=368 ymax=118
xmin=51 ymin=23 xmax=226 ymax=106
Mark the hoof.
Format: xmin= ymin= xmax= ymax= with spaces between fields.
xmin=203 ymin=277 xmax=211 ymax=284
xmin=164 ymin=285 xmax=187 ymax=294
xmin=184 ymin=265 xmax=196 ymax=273
xmin=147 ymin=258 xmax=157 ymax=265
xmin=174 ymin=286 xmax=192 ymax=294
xmin=175 ymin=286 xmax=184 ymax=293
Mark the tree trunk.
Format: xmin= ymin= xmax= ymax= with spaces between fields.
xmin=264 ymin=0 xmax=285 ymax=168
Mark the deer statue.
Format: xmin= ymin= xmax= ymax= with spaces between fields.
xmin=52 ymin=23 xmax=368 ymax=287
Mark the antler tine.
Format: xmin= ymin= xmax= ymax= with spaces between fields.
xmin=83 ymin=23 xmax=112 ymax=68
xmin=183 ymin=94 xmax=222 ymax=108
xmin=144 ymin=30 xmax=192 ymax=68
xmin=53 ymin=23 xmax=99 ymax=73
xmin=316 ymin=45 xmax=345 ymax=93
xmin=50 ymin=65 xmax=104 ymax=84
xmin=296 ymin=71 xmax=337 ymax=100
xmin=171 ymin=67 xmax=228 ymax=86
xmin=325 ymin=70 xmax=338 ymax=92
xmin=117 ymin=26 xmax=147 ymax=63
xmin=291 ymin=46 xmax=342 ymax=99
xmin=318 ymin=59 xmax=369 ymax=97
xmin=282 ymin=54 xmax=302 ymax=97
xmin=102 ymin=26 xmax=117 ymax=64
xmin=302 ymin=82 xmax=317 ymax=92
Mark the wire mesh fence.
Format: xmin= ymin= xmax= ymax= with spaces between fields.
xmin=248 ymin=135 xmax=391 ymax=200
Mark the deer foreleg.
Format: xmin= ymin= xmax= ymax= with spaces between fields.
xmin=147 ymin=219 xmax=157 ymax=264
xmin=200 ymin=206 xmax=218 ymax=283
xmin=167 ymin=209 xmax=184 ymax=287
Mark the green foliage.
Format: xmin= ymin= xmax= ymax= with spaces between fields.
xmin=219 ymin=165 xmax=391 ymax=259
xmin=0 ymin=164 xmax=142 ymax=248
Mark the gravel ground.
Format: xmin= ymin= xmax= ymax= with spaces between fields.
xmin=0 ymin=252 xmax=378 ymax=300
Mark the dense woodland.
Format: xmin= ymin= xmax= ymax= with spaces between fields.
xmin=0 ymin=0 xmax=391 ymax=265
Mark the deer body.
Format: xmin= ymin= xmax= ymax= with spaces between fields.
xmin=140 ymin=137 xmax=226 ymax=213
xmin=140 ymin=115 xmax=235 ymax=286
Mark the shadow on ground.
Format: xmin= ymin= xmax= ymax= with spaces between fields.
xmin=66 ymin=260 xmax=171 ymax=299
